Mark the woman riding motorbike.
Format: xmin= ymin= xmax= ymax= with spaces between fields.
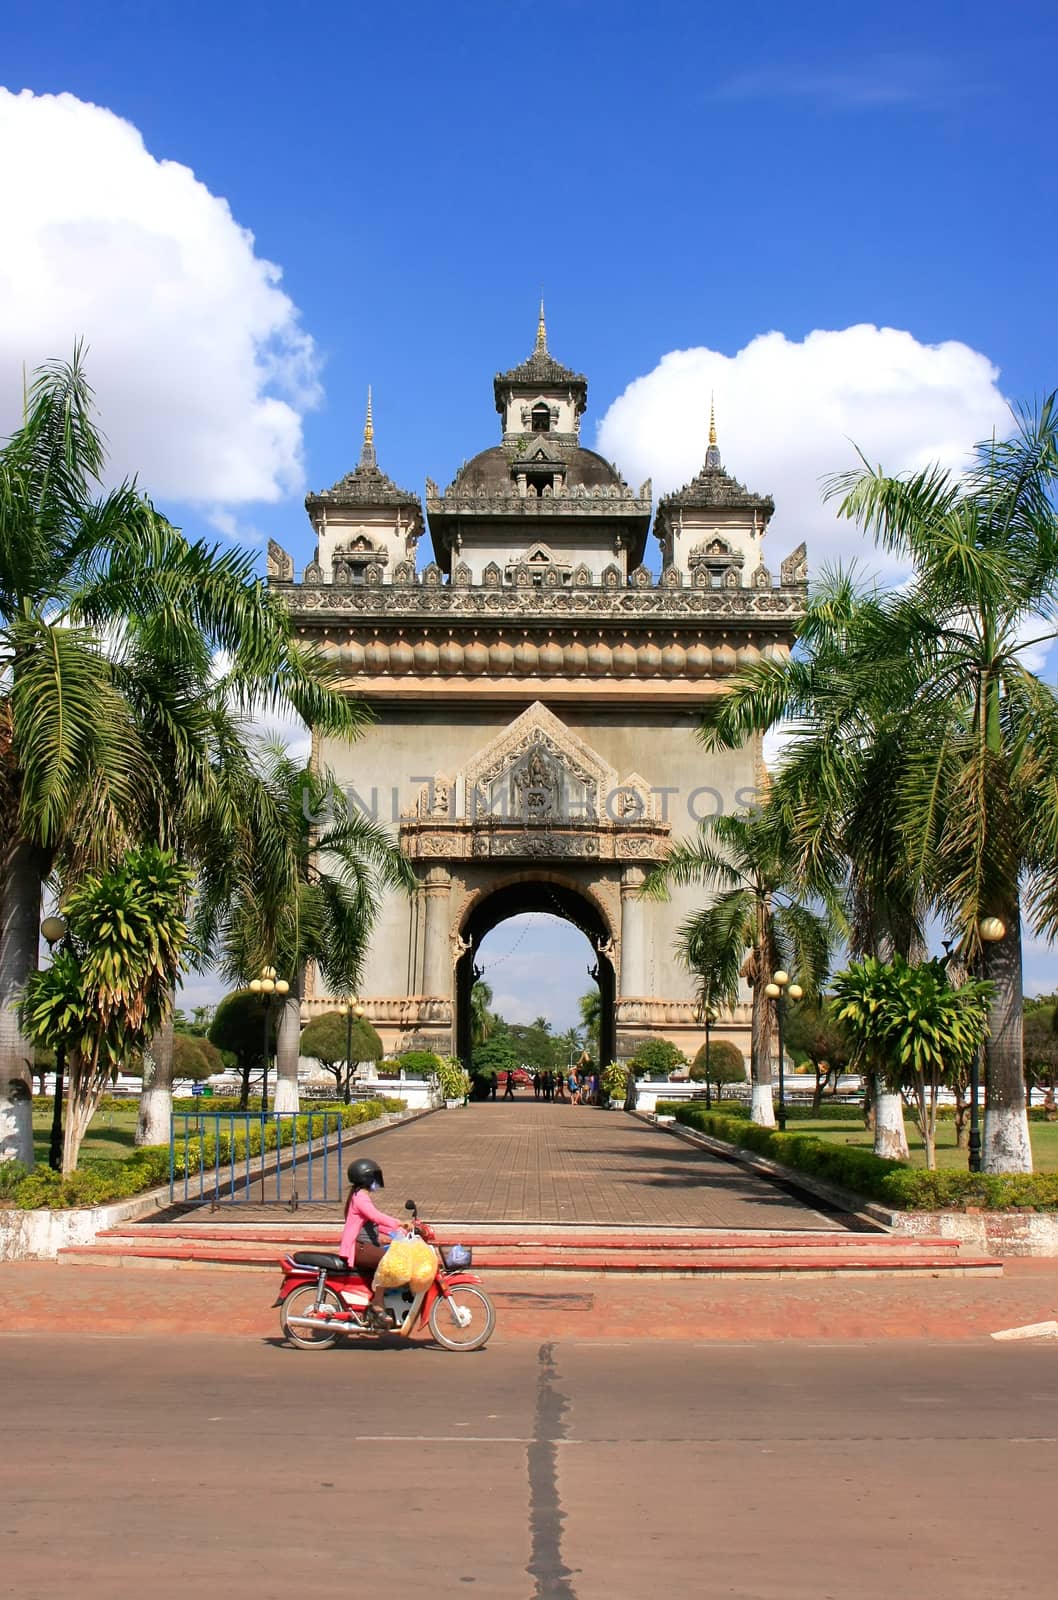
xmin=339 ymin=1157 xmax=408 ymax=1332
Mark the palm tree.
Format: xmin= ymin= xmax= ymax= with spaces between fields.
xmin=203 ymin=741 xmax=415 ymax=1111
xmin=469 ymin=979 xmax=495 ymax=1049
xmin=644 ymin=810 xmax=833 ymax=1126
xmin=578 ymin=989 xmax=601 ymax=1053
xmin=0 ymin=352 xmax=367 ymax=1162
xmin=702 ymin=571 xmax=924 ymax=1156
xmin=702 ymin=403 xmax=1058 ymax=1170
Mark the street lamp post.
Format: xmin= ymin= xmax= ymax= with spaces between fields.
xmin=248 ymin=966 xmax=290 ymax=1113
xmin=973 ymin=916 xmax=1006 ymax=1174
xmin=338 ymin=999 xmax=365 ymax=1103
xmin=41 ymin=915 xmax=67 ymax=1171
xmin=763 ymin=971 xmax=803 ymax=1132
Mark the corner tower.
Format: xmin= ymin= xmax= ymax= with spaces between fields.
xmin=302 ymin=392 xmax=424 ymax=585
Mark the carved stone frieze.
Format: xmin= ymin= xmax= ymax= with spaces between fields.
xmin=280 ymin=583 xmax=804 ymax=622
xmin=401 ymin=820 xmax=669 ymax=863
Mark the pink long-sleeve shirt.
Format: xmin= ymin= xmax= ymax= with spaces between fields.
xmin=339 ymin=1188 xmax=404 ymax=1261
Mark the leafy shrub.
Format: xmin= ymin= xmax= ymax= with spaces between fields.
xmin=663 ymin=1104 xmax=1058 ymax=1211
xmin=398 ymin=1050 xmax=442 ymax=1078
xmin=437 ymin=1057 xmax=471 ymax=1100
xmin=689 ymin=1039 xmax=745 ymax=1085
xmin=629 ymin=1038 xmax=686 ymax=1078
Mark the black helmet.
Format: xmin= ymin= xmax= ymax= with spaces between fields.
xmin=348 ymin=1157 xmax=383 ymax=1190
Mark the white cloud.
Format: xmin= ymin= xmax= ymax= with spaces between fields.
xmin=715 ymin=56 xmax=986 ymax=111
xmin=0 ymin=89 xmax=319 ymax=507
xmin=596 ymin=325 xmax=1011 ymax=580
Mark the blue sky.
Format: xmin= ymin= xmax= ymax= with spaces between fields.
xmin=3 ymin=0 xmax=1057 ymax=1018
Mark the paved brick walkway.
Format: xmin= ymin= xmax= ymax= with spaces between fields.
xmin=270 ymin=1099 xmax=848 ymax=1229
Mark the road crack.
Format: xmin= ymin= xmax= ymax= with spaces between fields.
xmin=527 ymin=1341 xmax=577 ymax=1600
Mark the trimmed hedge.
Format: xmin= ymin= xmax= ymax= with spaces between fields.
xmin=5 ymin=1097 xmax=404 ymax=1211
xmin=656 ymin=1102 xmax=1058 ymax=1212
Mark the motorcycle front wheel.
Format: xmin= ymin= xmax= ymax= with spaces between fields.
xmin=428 ymin=1284 xmax=495 ymax=1352
xmin=280 ymin=1285 xmax=344 ymax=1349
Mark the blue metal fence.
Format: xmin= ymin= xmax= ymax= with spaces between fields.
xmin=168 ymin=1110 xmax=347 ymax=1205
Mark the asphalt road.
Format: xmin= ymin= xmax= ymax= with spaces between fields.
xmin=2 ymin=1335 xmax=1055 ymax=1600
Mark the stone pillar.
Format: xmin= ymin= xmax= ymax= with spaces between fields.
xmin=422 ymin=866 xmax=452 ymax=1000
xmin=619 ymin=866 xmax=647 ymax=999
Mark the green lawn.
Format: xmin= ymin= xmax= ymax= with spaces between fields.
xmin=31 ymin=1104 xmax=142 ymax=1164
xmin=788 ymin=1112 xmax=1058 ymax=1173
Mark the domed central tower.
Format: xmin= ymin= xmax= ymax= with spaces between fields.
xmin=425 ymin=306 xmax=652 ymax=585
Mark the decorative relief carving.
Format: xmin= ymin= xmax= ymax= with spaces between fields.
xmin=780 ymin=542 xmax=809 ymax=585
xmin=267 ymin=540 xmax=294 ymax=581
xmin=405 ymin=823 xmax=667 ymax=862
xmin=285 ymin=585 xmax=803 ymax=621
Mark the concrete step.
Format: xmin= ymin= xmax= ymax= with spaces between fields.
xmin=57 ymin=1227 xmax=1001 ymax=1277
xmin=92 ymin=1221 xmax=965 ymax=1251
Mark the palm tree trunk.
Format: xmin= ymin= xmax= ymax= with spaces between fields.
xmin=749 ymin=980 xmax=775 ymax=1127
xmin=873 ymin=1075 xmax=909 ymax=1160
xmin=272 ymin=972 xmax=303 ymax=1113
xmin=0 ymin=835 xmax=41 ymax=1166
xmin=982 ymin=911 xmax=1033 ymax=1173
xmin=136 ymin=1011 xmax=175 ymax=1146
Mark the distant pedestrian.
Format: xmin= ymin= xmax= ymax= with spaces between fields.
xmin=543 ymin=1070 xmax=553 ymax=1101
xmin=503 ymin=1069 xmax=515 ymax=1099
xmin=569 ymin=1071 xmax=580 ymax=1105
xmin=533 ymin=1073 xmax=541 ymax=1100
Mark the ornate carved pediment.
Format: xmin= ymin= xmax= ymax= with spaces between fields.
xmin=267 ymin=540 xmax=294 ymax=581
xmin=780 ymin=542 xmax=808 ymax=585
xmin=398 ymin=711 xmax=671 ymax=863
xmin=463 ymin=702 xmax=617 ymax=825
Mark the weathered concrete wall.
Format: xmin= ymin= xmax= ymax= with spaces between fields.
xmin=885 ymin=1208 xmax=1058 ymax=1258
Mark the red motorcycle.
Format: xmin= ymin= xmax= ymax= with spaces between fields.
xmin=274 ymin=1199 xmax=495 ymax=1352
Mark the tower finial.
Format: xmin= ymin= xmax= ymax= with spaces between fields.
xmin=536 ymin=296 xmax=547 ymax=354
xmin=705 ymin=390 xmax=721 ymax=469
xmin=359 ymin=386 xmax=376 ymax=468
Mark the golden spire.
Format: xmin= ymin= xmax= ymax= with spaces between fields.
xmin=535 ymin=297 xmax=547 ymax=353
xmin=705 ymin=391 xmax=721 ymax=468
xmin=359 ymin=386 xmax=376 ymax=467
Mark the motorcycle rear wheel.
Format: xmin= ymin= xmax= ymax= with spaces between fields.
xmin=428 ymin=1284 xmax=495 ymax=1351
xmin=281 ymin=1285 xmax=344 ymax=1349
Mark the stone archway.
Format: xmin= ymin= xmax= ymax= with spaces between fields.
xmin=454 ymin=876 xmax=617 ymax=1071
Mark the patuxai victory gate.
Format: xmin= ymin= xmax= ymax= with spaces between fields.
xmin=268 ymin=311 xmax=807 ymax=1066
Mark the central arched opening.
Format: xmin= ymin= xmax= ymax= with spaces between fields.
xmin=454 ymin=878 xmax=616 ymax=1079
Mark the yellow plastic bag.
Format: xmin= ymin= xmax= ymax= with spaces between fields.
xmin=374 ymin=1237 xmax=415 ymax=1288
xmin=407 ymin=1239 xmax=439 ymax=1294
